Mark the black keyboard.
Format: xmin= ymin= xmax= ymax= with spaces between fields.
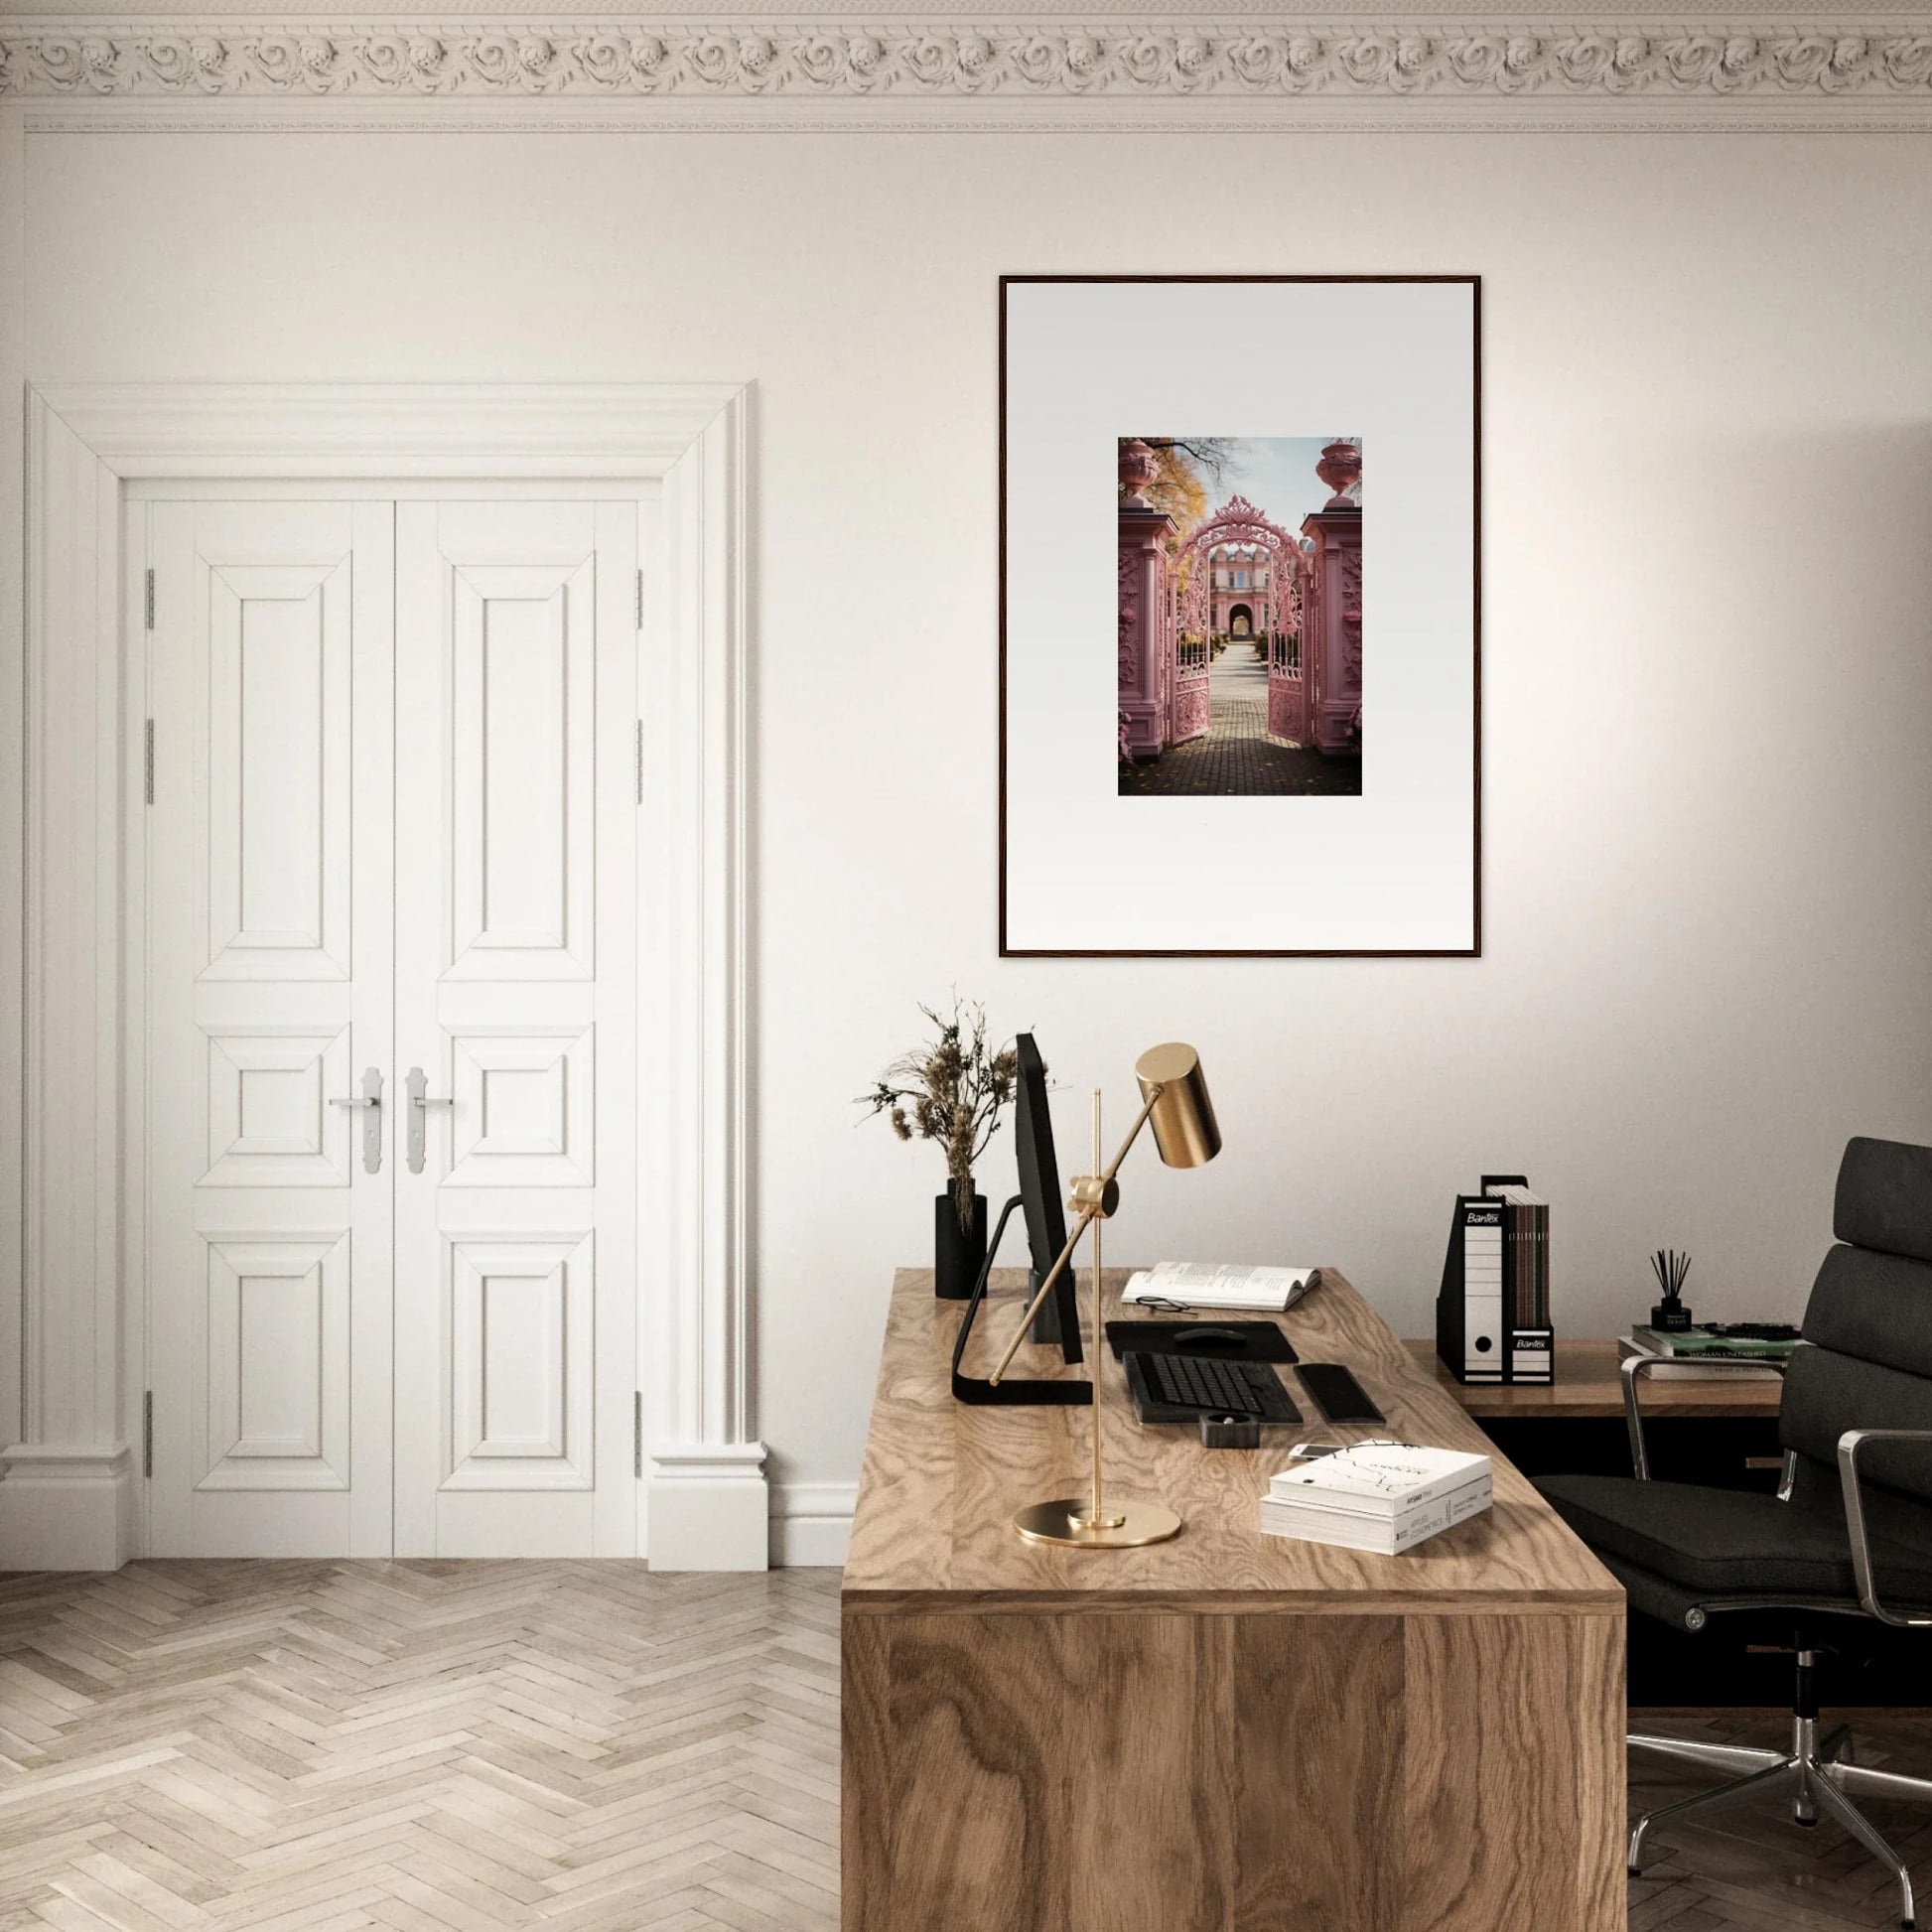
xmin=1133 ymin=1351 xmax=1303 ymax=1423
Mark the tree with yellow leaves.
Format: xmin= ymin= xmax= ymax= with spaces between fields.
xmin=1126 ymin=437 xmax=1238 ymax=543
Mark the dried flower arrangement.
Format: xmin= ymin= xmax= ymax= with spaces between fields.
xmin=860 ymin=998 xmax=1020 ymax=1235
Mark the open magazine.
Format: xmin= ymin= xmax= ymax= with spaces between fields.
xmin=1120 ymin=1261 xmax=1317 ymax=1312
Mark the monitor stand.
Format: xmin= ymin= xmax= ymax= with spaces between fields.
xmin=951 ymin=1196 xmax=1092 ymax=1407
xmin=1030 ymin=1265 xmax=1076 ymax=1346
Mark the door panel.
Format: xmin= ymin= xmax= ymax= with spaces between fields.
xmin=448 ymin=561 xmax=595 ymax=979
xmin=203 ymin=564 xmax=352 ymax=978
xmin=393 ymin=501 xmax=637 ymax=1557
xmin=446 ymin=1231 xmax=594 ymax=1488
xmin=147 ymin=500 xmax=395 ymax=1557
xmin=146 ymin=491 xmax=636 ymax=1560
xmin=200 ymin=1232 xmax=349 ymax=1489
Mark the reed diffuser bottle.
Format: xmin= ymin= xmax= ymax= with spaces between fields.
xmin=1649 ymin=1248 xmax=1693 ymax=1332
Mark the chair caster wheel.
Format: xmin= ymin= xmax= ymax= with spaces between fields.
xmin=1627 ymin=1867 xmax=1641 ymax=1878
xmin=1796 ymin=1816 xmax=1818 ymax=1829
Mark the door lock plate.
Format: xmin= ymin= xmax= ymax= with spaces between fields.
xmin=329 ymin=1067 xmax=384 ymax=1173
xmin=405 ymin=1066 xmax=454 ymax=1175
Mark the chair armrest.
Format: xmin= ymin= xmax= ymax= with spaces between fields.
xmin=1620 ymin=1351 xmax=1788 ymax=1481
xmin=1837 ymin=1429 xmax=1932 ymax=1627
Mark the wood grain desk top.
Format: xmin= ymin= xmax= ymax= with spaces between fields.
xmin=1406 ymin=1337 xmax=1785 ymax=1420
xmin=843 ymin=1267 xmax=1621 ymax=1616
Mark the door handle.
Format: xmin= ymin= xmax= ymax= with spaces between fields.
xmin=330 ymin=1066 xmax=384 ymax=1174
xmin=405 ymin=1066 xmax=455 ymax=1175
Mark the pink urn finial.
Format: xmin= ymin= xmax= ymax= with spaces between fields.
xmin=1119 ymin=437 xmax=1160 ymax=508
xmin=1315 ymin=439 xmax=1362 ymax=510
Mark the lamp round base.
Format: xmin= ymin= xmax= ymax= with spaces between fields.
xmin=1012 ymin=1497 xmax=1182 ymax=1548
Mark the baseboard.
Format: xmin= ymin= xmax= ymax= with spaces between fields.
xmin=771 ymin=1481 xmax=855 ymax=1568
xmin=0 ymin=1444 xmax=136 ymax=1571
xmin=645 ymin=1442 xmax=769 ymax=1571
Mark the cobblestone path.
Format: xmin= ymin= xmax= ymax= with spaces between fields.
xmin=1118 ymin=642 xmax=1361 ymax=797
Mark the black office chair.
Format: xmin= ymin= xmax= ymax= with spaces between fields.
xmin=1538 ymin=1136 xmax=1932 ymax=1931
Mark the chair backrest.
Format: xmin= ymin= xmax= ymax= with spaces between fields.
xmin=1780 ymin=1138 xmax=1932 ymax=1531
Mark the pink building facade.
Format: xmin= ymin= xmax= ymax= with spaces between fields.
xmin=1198 ymin=544 xmax=1274 ymax=641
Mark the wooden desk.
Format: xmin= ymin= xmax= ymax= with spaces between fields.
xmin=843 ymin=1269 xmax=1625 ymax=1932
xmin=1407 ymin=1336 xmax=1784 ymax=1420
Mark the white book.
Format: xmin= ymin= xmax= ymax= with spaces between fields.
xmin=1121 ymin=1261 xmax=1315 ymax=1312
xmin=1268 ymin=1443 xmax=1491 ymax=1517
xmin=1252 ymin=1475 xmax=1491 ymax=1538
xmin=1260 ymin=1473 xmax=1492 ymax=1556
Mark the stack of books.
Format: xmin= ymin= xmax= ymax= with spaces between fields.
xmin=1617 ymin=1323 xmax=1798 ymax=1381
xmin=1258 ymin=1443 xmax=1492 ymax=1556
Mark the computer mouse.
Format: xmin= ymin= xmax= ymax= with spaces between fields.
xmin=1173 ymin=1326 xmax=1246 ymax=1349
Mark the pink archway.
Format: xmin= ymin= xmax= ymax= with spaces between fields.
xmin=1172 ymin=495 xmax=1308 ymax=744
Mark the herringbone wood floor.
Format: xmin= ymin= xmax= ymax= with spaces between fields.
xmin=0 ymin=1564 xmax=839 ymax=1932
xmin=0 ymin=1563 xmax=1928 ymax=1930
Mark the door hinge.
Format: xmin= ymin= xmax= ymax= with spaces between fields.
xmin=142 ymin=1391 xmax=153 ymax=1478
xmin=635 ymin=568 xmax=644 ymax=630
xmin=633 ymin=1392 xmax=643 ymax=1479
xmin=144 ymin=568 xmax=155 ymax=631
xmin=634 ymin=720 xmax=644 ymax=805
xmin=144 ymin=720 xmax=155 ymax=805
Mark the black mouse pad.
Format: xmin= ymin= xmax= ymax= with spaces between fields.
xmin=1104 ymin=1320 xmax=1297 ymax=1364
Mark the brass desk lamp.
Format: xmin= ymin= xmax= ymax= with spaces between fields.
xmin=988 ymin=1042 xmax=1221 ymax=1549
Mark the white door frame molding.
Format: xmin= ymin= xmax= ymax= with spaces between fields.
xmin=5 ymin=382 xmax=762 ymax=1572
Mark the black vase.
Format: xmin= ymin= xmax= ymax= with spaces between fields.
xmin=934 ymin=1188 xmax=989 ymax=1301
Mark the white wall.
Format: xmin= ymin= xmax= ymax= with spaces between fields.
xmin=18 ymin=126 xmax=1932 ymax=1544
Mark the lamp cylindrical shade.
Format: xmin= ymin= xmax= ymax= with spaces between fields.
xmin=1134 ymin=1042 xmax=1221 ymax=1169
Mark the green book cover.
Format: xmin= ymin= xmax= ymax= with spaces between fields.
xmin=1633 ymin=1325 xmax=1797 ymax=1359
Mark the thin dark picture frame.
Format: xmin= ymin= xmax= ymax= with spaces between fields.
xmin=997 ymin=272 xmax=1482 ymax=959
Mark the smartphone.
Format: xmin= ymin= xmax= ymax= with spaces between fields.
xmin=1297 ymin=1363 xmax=1385 ymax=1425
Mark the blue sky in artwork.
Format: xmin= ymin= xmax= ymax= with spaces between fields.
xmin=1204 ymin=436 xmax=1352 ymax=532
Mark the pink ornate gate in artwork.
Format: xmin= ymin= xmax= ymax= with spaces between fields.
xmin=1170 ymin=588 xmax=1210 ymax=745
xmin=1172 ymin=495 xmax=1309 ymax=747
xmin=1263 ymin=554 xmax=1307 ymax=744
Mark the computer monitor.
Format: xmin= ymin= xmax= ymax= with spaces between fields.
xmin=1013 ymin=1033 xmax=1083 ymax=1364
xmin=948 ymin=1032 xmax=1091 ymax=1405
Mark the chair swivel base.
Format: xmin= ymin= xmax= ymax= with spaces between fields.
xmin=1629 ymin=1715 xmax=1932 ymax=1930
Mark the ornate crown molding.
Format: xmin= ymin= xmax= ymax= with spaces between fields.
xmin=4 ymin=18 xmax=1932 ymax=107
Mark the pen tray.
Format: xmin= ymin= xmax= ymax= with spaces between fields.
xmin=1105 ymin=1320 xmax=1297 ymax=1365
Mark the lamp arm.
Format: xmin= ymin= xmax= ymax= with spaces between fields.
xmin=1097 ymin=1085 xmax=1165 ymax=1189
xmin=986 ymin=1084 xmax=1165 ymax=1387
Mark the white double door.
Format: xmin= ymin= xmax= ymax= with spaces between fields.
xmin=145 ymin=493 xmax=639 ymax=1558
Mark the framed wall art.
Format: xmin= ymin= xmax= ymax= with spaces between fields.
xmin=999 ymin=274 xmax=1480 ymax=957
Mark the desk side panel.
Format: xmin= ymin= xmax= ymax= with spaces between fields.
xmin=841 ymin=1605 xmax=1623 ymax=1932
xmin=1402 ymin=1610 xmax=1626 ymax=1932
xmin=841 ymin=1612 xmax=892 ymax=1931
xmin=1234 ymin=1614 xmax=1405 ymax=1932
xmin=843 ymin=1609 xmax=1071 ymax=1932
